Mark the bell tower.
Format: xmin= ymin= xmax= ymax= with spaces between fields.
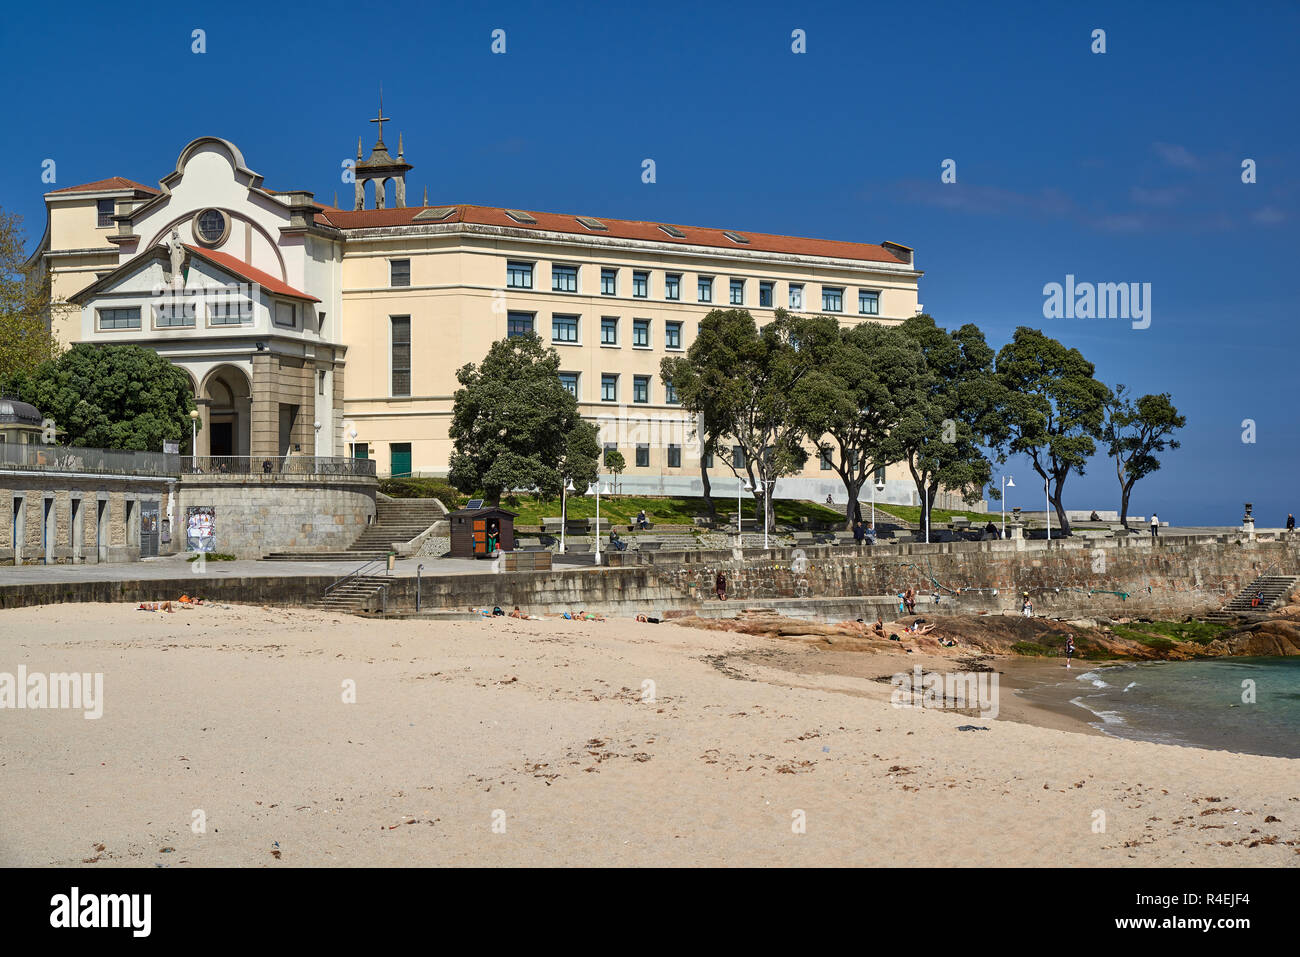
xmin=353 ymin=91 xmax=413 ymax=210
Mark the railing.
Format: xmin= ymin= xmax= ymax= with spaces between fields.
xmin=0 ymin=443 xmax=376 ymax=478
xmin=323 ymin=558 xmax=389 ymax=598
xmin=184 ymin=455 xmax=377 ymax=477
xmin=0 ymin=442 xmax=178 ymax=477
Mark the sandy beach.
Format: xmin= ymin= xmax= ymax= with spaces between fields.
xmin=1 ymin=602 xmax=1297 ymax=867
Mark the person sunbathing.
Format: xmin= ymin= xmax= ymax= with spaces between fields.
xmin=509 ymin=606 xmax=526 ymax=619
xmin=873 ymin=616 xmax=886 ymax=637
xmin=576 ymin=610 xmax=605 ymax=621
xmin=635 ymin=614 xmax=661 ymax=623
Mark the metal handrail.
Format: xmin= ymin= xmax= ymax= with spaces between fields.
xmin=324 ymin=558 xmax=388 ymax=597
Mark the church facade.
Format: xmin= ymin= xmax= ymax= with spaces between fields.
xmin=27 ymin=109 xmax=936 ymax=503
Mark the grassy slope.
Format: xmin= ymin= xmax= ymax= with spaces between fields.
xmin=502 ymin=494 xmax=843 ymax=527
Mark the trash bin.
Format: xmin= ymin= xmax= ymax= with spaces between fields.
xmin=387 ymin=552 xmax=396 ymax=573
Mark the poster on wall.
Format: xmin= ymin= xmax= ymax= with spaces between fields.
xmin=186 ymin=506 xmax=215 ymax=553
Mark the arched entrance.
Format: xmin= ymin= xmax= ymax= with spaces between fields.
xmin=201 ymin=365 xmax=252 ymax=457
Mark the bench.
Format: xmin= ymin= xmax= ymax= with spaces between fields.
xmin=627 ymin=522 xmax=655 ymax=532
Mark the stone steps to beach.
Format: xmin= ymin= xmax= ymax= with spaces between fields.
xmin=1206 ymin=575 xmax=1299 ymax=621
xmin=312 ymin=575 xmax=393 ymax=613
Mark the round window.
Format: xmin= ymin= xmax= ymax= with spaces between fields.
xmin=193 ymin=208 xmax=228 ymax=245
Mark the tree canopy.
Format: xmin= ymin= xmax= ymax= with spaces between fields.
xmin=1103 ymin=385 xmax=1185 ymax=528
xmin=448 ymin=333 xmax=598 ymax=505
xmin=995 ymin=327 xmax=1112 ymax=536
xmin=0 ymin=206 xmax=59 ymax=391
xmin=14 ymin=343 xmax=196 ymax=451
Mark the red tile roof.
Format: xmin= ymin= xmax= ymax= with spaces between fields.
xmin=317 ymin=204 xmax=907 ymax=264
xmin=183 ymin=245 xmax=320 ymax=302
xmin=50 ymin=177 xmax=159 ymax=195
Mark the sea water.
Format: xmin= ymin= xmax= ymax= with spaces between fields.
xmin=1065 ymin=657 xmax=1300 ymax=758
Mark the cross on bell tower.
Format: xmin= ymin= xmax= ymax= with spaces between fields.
xmin=353 ymin=90 xmax=413 ymax=210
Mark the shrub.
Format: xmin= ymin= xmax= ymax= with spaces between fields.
xmin=379 ymin=477 xmax=463 ymax=505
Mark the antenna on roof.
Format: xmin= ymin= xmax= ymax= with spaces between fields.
xmin=423 ymin=185 xmax=428 ymax=206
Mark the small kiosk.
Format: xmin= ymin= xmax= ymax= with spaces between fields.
xmin=449 ymin=504 xmax=518 ymax=559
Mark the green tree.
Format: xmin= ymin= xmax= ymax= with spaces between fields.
xmin=448 ymin=333 xmax=594 ymax=505
xmin=995 ymin=327 xmax=1111 ymax=537
xmin=16 ymin=344 xmax=195 ymax=450
xmin=788 ymin=315 xmax=926 ymax=529
xmin=1103 ymin=385 xmax=1185 ymax=529
xmin=0 ymin=207 xmax=59 ymax=391
xmin=662 ymin=309 xmax=810 ymax=537
xmin=603 ymin=447 xmax=626 ymax=493
xmin=888 ymin=315 xmax=1002 ymax=540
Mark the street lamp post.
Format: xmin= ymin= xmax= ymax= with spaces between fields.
xmin=756 ymin=485 xmax=769 ymax=550
xmin=189 ymin=410 xmax=199 ymax=470
xmin=313 ymin=420 xmax=321 ymax=458
xmin=923 ymin=479 xmax=930 ymax=544
xmin=559 ymin=478 xmax=575 ymax=554
xmin=1001 ymin=475 xmax=1015 ymax=539
xmin=871 ymin=476 xmax=885 ymax=529
xmin=591 ymin=477 xmax=606 ymax=565
xmin=1045 ymin=477 xmax=1052 ymax=541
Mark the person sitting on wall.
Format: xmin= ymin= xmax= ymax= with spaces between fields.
xmin=1090 ymin=510 xmax=1101 ymax=522
xmin=865 ymin=522 xmax=876 ymax=545
xmin=636 ymin=509 xmax=650 ymax=530
xmin=609 ymin=529 xmax=628 ymax=551
xmin=853 ymin=520 xmax=865 ymax=544
xmin=984 ymin=521 xmax=998 ymax=540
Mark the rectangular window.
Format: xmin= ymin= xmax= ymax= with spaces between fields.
xmin=390 ymin=259 xmax=410 ymax=287
xmin=665 ymin=273 xmax=681 ymax=300
xmin=664 ymin=381 xmax=679 ymax=404
xmin=552 ymin=264 xmax=578 ymax=293
xmin=703 ymin=451 xmax=714 ymax=468
xmin=759 ymin=281 xmax=774 ymax=308
xmin=274 ymin=301 xmax=296 ymax=328
xmin=600 ymin=316 xmax=618 ymax=345
xmin=207 ymin=294 xmax=249 ymax=325
xmin=859 ymin=289 xmax=880 ymax=315
xmin=667 ymin=444 xmax=682 ymax=468
xmin=730 ymin=278 xmax=745 ymax=305
xmin=601 ymin=374 xmax=618 ymax=402
xmin=665 ymin=321 xmax=682 ymax=350
xmin=635 ymin=444 xmax=650 ymax=468
xmin=507 ymin=312 xmax=534 ymax=338
xmin=632 ymin=319 xmax=650 ymax=347
xmin=732 ymin=446 xmax=745 ymax=469
xmin=98 ymin=306 xmax=141 ymax=330
xmin=558 ymin=372 xmax=579 ymax=398
xmin=552 ymin=314 xmax=579 ymax=343
xmin=391 ymin=316 xmax=411 ymax=396
xmin=153 ymin=301 xmax=194 ymax=328
xmin=318 ymin=370 xmax=326 ymax=395
xmin=506 ymin=261 xmax=533 ymax=289
xmin=96 ymin=199 xmax=115 ymax=228
xmin=819 ymin=446 xmax=833 ymax=470
xmin=822 ymin=286 xmax=844 ymax=312
xmin=632 ymin=271 xmax=649 ymax=298
xmin=789 ymin=283 xmax=804 ymax=310
xmin=633 ymin=375 xmax=650 ymax=404
xmin=698 ymin=276 xmax=713 ymax=303
xmin=601 ymin=268 xmax=617 ymax=296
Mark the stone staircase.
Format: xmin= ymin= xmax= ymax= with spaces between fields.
xmin=264 ymin=498 xmax=443 ymax=562
xmin=1206 ymin=575 xmax=1299 ymax=622
xmin=313 ymin=574 xmax=393 ymax=614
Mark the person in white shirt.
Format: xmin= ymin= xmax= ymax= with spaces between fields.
xmin=1150 ymin=513 xmax=1160 ymax=541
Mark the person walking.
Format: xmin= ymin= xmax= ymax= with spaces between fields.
xmin=1065 ymin=635 xmax=1075 ymax=669
xmin=1150 ymin=512 xmax=1160 ymax=542
xmin=1287 ymin=513 xmax=1295 ymax=535
xmin=715 ymin=571 xmax=728 ymax=601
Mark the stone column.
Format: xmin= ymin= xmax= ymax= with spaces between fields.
xmin=251 ymin=352 xmax=278 ymax=459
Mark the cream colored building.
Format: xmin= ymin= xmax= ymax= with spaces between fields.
xmin=27 ymin=116 xmax=941 ymax=504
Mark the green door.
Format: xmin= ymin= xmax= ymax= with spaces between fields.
xmin=353 ymin=443 xmax=368 ymax=459
xmin=390 ymin=442 xmax=412 ymax=477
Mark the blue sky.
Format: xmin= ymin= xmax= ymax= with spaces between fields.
xmin=4 ymin=0 xmax=1297 ymax=525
